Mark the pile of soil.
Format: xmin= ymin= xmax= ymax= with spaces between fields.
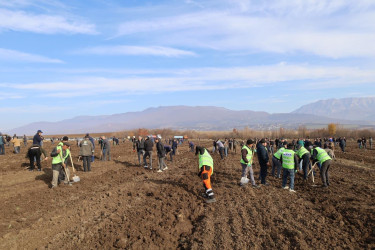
xmin=0 ymin=140 xmax=374 ymax=249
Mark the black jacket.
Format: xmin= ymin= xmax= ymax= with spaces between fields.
xmin=256 ymin=143 xmax=269 ymax=165
xmin=144 ymin=139 xmax=153 ymax=151
xmin=156 ymin=141 xmax=166 ymax=157
xmin=136 ymin=139 xmax=145 ymax=151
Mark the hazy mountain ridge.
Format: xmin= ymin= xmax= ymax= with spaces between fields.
xmin=7 ymin=102 xmax=375 ymax=135
xmin=293 ymin=97 xmax=375 ymax=121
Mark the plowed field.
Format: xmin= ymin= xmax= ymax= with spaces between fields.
xmin=0 ymin=140 xmax=374 ymax=249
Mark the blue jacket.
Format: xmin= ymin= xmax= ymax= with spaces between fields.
xmin=33 ymin=133 xmax=43 ymax=145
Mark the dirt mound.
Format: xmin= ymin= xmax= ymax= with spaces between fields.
xmin=0 ymin=141 xmax=374 ymax=249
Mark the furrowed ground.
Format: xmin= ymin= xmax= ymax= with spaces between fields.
xmin=0 ymin=140 xmax=374 ymax=249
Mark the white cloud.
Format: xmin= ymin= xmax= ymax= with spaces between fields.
xmin=0 ymin=48 xmax=63 ymax=63
xmin=0 ymin=8 xmax=97 ymax=34
xmin=77 ymin=45 xmax=196 ymax=57
xmin=114 ymin=1 xmax=375 ymax=58
xmin=2 ymin=64 xmax=374 ymax=97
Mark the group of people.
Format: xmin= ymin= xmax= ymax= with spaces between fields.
xmin=357 ymin=137 xmax=373 ymax=149
xmin=212 ymin=138 xmax=238 ymax=160
xmin=196 ymin=136 xmax=335 ymax=203
xmin=0 ymin=133 xmax=29 ymax=154
xmin=1 ymin=128 xmax=369 ymax=205
xmin=239 ymin=137 xmax=333 ymax=192
xmin=132 ymin=135 xmax=171 ymax=172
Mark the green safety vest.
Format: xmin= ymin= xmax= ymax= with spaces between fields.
xmin=52 ymin=143 xmax=64 ymax=164
xmin=281 ymin=149 xmax=295 ymax=169
xmin=240 ymin=145 xmax=253 ymax=166
xmin=199 ymin=149 xmax=214 ymax=173
xmin=273 ymin=147 xmax=285 ymax=160
xmin=315 ymin=147 xmax=331 ymax=164
xmin=296 ymin=146 xmax=309 ymax=158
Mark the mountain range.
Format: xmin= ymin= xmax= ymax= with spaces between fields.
xmin=7 ymin=97 xmax=375 ymax=135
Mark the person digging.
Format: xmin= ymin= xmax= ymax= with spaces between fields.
xmin=195 ymin=146 xmax=216 ymax=203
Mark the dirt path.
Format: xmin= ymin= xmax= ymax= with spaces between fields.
xmin=0 ymin=141 xmax=374 ymax=249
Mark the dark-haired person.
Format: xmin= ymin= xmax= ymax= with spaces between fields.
xmin=27 ymin=144 xmax=48 ymax=171
xmin=257 ymin=138 xmax=270 ymax=185
xmin=80 ymin=135 xmax=94 ymax=172
xmin=280 ymin=143 xmax=299 ymax=192
xmin=196 ymin=146 xmax=216 ymax=203
xmin=240 ymin=139 xmax=259 ymax=188
xmin=311 ymin=145 xmax=332 ymax=188
xmin=50 ymin=142 xmax=70 ymax=188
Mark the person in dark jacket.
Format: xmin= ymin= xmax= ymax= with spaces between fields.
xmin=0 ymin=133 xmax=5 ymax=155
xmin=143 ymin=136 xmax=154 ymax=169
xmin=101 ymin=136 xmax=111 ymax=161
xmin=257 ymin=138 xmax=270 ymax=185
xmin=86 ymin=133 xmax=95 ymax=162
xmin=33 ymin=130 xmax=44 ymax=146
xmin=80 ymin=135 xmax=94 ymax=171
xmin=339 ymin=137 xmax=346 ymax=152
xmin=155 ymin=137 xmax=168 ymax=172
xmin=134 ymin=136 xmax=145 ymax=165
xmin=164 ymin=145 xmax=173 ymax=161
xmin=26 ymin=144 xmax=48 ymax=171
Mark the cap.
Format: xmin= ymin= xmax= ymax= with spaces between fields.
xmin=37 ymin=130 xmax=43 ymax=133
xmin=246 ymin=139 xmax=254 ymax=145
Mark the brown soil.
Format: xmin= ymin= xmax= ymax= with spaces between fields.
xmin=0 ymin=141 xmax=374 ymax=249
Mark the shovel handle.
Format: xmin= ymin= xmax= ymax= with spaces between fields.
xmin=69 ymin=153 xmax=76 ymax=173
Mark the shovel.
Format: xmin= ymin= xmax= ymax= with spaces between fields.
xmin=308 ymin=162 xmax=317 ymax=186
xmin=59 ymin=153 xmax=71 ymax=183
xmin=69 ymin=153 xmax=80 ymax=183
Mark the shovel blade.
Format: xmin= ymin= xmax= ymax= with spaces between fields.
xmin=72 ymin=175 xmax=80 ymax=182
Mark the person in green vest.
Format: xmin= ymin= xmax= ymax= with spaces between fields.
xmin=58 ymin=136 xmax=72 ymax=185
xmin=240 ymin=139 xmax=259 ymax=188
xmin=311 ymin=145 xmax=332 ymax=188
xmin=295 ymin=144 xmax=311 ymax=180
xmin=195 ymin=146 xmax=216 ymax=203
xmin=272 ymin=141 xmax=287 ymax=178
xmin=280 ymin=143 xmax=299 ymax=193
xmin=50 ymin=142 xmax=70 ymax=188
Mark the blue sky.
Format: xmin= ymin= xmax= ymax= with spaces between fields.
xmin=1 ymin=0 xmax=375 ymax=131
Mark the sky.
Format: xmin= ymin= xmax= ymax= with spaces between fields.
xmin=1 ymin=0 xmax=375 ymax=131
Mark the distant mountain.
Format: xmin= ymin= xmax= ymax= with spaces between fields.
xmin=8 ymin=105 xmax=375 ymax=135
xmin=293 ymin=97 xmax=375 ymax=121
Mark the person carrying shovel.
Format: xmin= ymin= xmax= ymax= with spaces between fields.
xmin=50 ymin=142 xmax=70 ymax=189
xmin=240 ymin=139 xmax=259 ymax=188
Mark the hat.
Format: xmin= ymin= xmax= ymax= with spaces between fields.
xmin=63 ymin=142 xmax=70 ymax=147
xmin=246 ymin=139 xmax=254 ymax=145
xmin=63 ymin=136 xmax=69 ymax=141
xmin=37 ymin=130 xmax=43 ymax=133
